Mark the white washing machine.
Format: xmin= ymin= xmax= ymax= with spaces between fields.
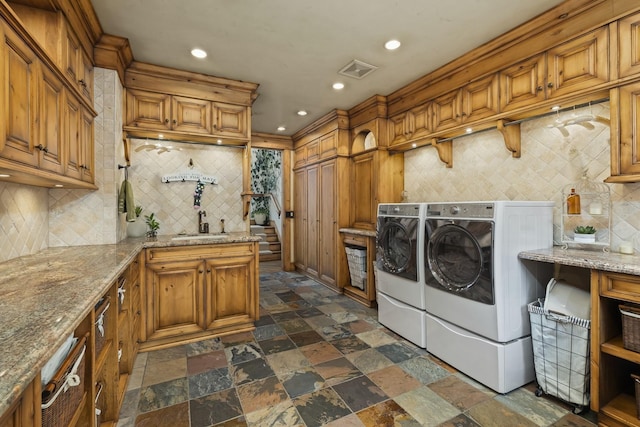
xmin=375 ymin=203 xmax=427 ymax=347
xmin=423 ymin=201 xmax=554 ymax=393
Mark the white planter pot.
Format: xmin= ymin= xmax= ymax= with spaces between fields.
xmin=574 ymin=233 xmax=596 ymax=243
xmin=254 ymin=213 xmax=267 ymax=225
xmin=127 ymin=219 xmax=147 ymax=237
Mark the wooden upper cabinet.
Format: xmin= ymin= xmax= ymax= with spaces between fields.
xmin=611 ymin=82 xmax=640 ymax=180
xmin=62 ymin=23 xmax=93 ymax=104
xmin=461 ymin=73 xmax=499 ymax=122
xmin=172 ymin=96 xmax=211 ymax=134
xmin=432 ymin=89 xmax=462 ymax=132
xmin=1 ymin=23 xmax=39 ymax=166
xmin=619 ymin=11 xmax=640 ymax=78
xmin=125 ymin=89 xmax=171 ymax=130
xmin=125 ymin=90 xmax=249 ymax=140
xmin=39 ymin=66 xmax=65 ymax=174
xmin=294 ymin=146 xmax=306 ymax=169
xmin=319 ymin=131 xmax=338 ymax=159
xmin=388 ymin=111 xmax=412 ymax=146
xmin=63 ymin=90 xmax=81 ymax=180
xmin=499 ymin=54 xmax=546 ymax=112
xmin=546 ymin=26 xmax=609 ymax=98
xmin=350 ymin=151 xmax=375 ymax=229
xmin=212 ymin=102 xmax=247 ymax=139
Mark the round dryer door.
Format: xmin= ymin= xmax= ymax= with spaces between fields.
xmin=378 ymin=221 xmax=413 ymax=275
xmin=427 ymin=223 xmax=484 ymax=292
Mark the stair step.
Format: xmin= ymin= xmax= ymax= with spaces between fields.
xmin=259 ymin=252 xmax=281 ymax=261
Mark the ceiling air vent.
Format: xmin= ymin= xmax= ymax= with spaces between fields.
xmin=338 ymin=59 xmax=378 ymax=79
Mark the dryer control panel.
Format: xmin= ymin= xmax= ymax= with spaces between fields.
xmin=426 ymin=203 xmax=494 ymax=219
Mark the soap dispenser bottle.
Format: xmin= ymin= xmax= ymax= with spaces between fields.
xmin=567 ymin=188 xmax=581 ymax=215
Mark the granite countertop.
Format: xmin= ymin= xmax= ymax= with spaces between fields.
xmin=519 ymin=246 xmax=640 ymax=276
xmin=339 ymin=228 xmax=376 ymax=238
xmin=0 ymin=232 xmax=259 ymax=416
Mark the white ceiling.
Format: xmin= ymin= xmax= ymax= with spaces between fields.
xmin=91 ymin=0 xmax=566 ymax=136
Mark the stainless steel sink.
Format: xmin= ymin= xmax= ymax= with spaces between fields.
xmin=171 ymin=234 xmax=228 ymax=241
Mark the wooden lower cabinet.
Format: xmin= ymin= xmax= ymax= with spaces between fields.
xmin=142 ymin=243 xmax=259 ymax=350
xmin=0 ymin=378 xmax=39 ymax=427
xmin=592 ymin=270 xmax=640 ymax=426
xmin=340 ymin=231 xmax=376 ymax=307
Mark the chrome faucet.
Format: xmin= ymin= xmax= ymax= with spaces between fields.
xmin=198 ymin=210 xmax=209 ymax=233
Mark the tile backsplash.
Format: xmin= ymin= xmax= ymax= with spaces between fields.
xmin=125 ymin=139 xmax=246 ymax=236
xmin=404 ymin=102 xmax=640 ymax=250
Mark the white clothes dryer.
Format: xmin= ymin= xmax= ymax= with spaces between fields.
xmin=375 ymin=203 xmax=427 ymax=347
xmin=423 ymin=201 xmax=554 ymax=393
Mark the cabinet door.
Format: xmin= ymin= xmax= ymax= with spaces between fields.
xmin=293 ymin=168 xmax=307 ymax=271
xmin=546 ymin=27 xmax=609 ymax=98
xmin=619 ymin=12 xmax=640 ymax=78
xmin=319 ymin=131 xmax=338 ymax=160
xmin=212 ymin=102 xmax=248 ymax=139
xmin=499 ymin=54 xmax=546 ymax=112
xmin=80 ymin=106 xmax=94 ymax=182
xmin=306 ymin=165 xmax=320 ymax=277
xmin=125 ymin=89 xmax=172 ymax=131
xmin=461 ymin=73 xmax=499 ymax=122
xmin=1 ymin=23 xmax=39 ymax=166
xmin=294 ymin=146 xmax=306 ymax=169
xmin=63 ymin=89 xmax=82 ymax=180
xmin=78 ymin=52 xmax=93 ymax=102
xmin=350 ymin=152 xmax=375 ymax=229
xmin=204 ymin=255 xmax=256 ymax=331
xmin=0 ymin=378 xmax=38 ymax=427
xmin=39 ymin=65 xmax=65 ymax=174
xmin=145 ymin=260 xmax=205 ymax=341
xmin=408 ymin=103 xmax=432 ymax=141
xmin=172 ymin=95 xmax=211 ymax=134
xmin=617 ymin=82 xmax=640 ymax=176
xmin=62 ymin=24 xmax=81 ymax=91
xmin=432 ymin=89 xmax=462 ymax=132
xmin=388 ymin=111 xmax=412 ymax=146
xmin=318 ymin=160 xmax=337 ymax=286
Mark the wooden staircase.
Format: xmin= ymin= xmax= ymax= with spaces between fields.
xmin=251 ymin=224 xmax=281 ymax=261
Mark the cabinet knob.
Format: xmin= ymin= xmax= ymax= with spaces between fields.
xmin=36 ymin=144 xmax=49 ymax=153
xmin=207 ymin=269 xmax=211 ymax=273
xmin=78 ymin=79 xmax=87 ymax=88
xmin=536 ymin=86 xmax=543 ymax=92
xmin=199 ymin=269 xmax=203 ymax=273
xmin=165 ymin=118 xmax=170 ymax=123
xmin=547 ymin=82 xmax=554 ymax=88
xmin=172 ymin=119 xmax=177 ymax=124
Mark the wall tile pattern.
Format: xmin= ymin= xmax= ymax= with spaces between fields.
xmin=49 ymin=68 xmax=124 ymax=247
xmin=404 ymin=102 xmax=640 ymax=250
xmin=0 ymin=183 xmax=48 ymax=261
xmin=127 ymin=139 xmax=246 ymax=235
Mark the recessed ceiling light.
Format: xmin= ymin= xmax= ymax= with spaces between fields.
xmin=191 ymin=48 xmax=207 ymax=59
xmin=297 ymin=110 xmax=308 ymax=116
xmin=411 ymin=143 xmax=417 ymax=148
xmin=466 ymin=128 xmax=473 ymax=134
xmin=332 ymin=82 xmax=345 ymax=90
xmin=551 ymin=105 xmax=561 ymax=111
xmin=158 ymin=134 xmax=164 ymax=139
xmin=54 ymin=184 xmax=63 ymax=187
xmin=384 ymin=39 xmax=401 ymax=50
xmin=217 ymin=140 xmax=222 ymax=145
xmin=0 ymin=174 xmax=10 ymax=178
xmin=277 ymin=126 xmax=286 ymax=132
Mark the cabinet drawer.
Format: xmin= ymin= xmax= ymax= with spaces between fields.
xmin=146 ymin=243 xmax=255 ymax=263
xmin=343 ymin=234 xmax=367 ymax=247
xmin=600 ymin=271 xmax=640 ymax=303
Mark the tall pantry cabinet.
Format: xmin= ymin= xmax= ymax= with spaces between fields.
xmin=293 ymin=111 xmax=350 ymax=291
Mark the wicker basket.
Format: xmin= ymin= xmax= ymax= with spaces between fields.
xmin=620 ymin=305 xmax=640 ymax=352
xmin=41 ymin=334 xmax=88 ymax=427
xmin=345 ymin=247 xmax=367 ymax=290
xmin=95 ymin=297 xmax=111 ymax=357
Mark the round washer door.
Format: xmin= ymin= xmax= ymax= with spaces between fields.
xmin=378 ymin=220 xmax=413 ymax=275
xmin=427 ymin=223 xmax=484 ymax=292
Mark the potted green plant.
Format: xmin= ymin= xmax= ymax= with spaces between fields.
xmin=574 ymin=225 xmax=596 ymax=243
xmin=145 ymin=212 xmax=160 ymax=238
xmin=127 ymin=205 xmax=147 ymax=237
xmin=252 ymin=207 xmax=268 ymax=225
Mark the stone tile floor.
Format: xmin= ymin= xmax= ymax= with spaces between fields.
xmin=117 ymin=263 xmax=598 ymax=426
